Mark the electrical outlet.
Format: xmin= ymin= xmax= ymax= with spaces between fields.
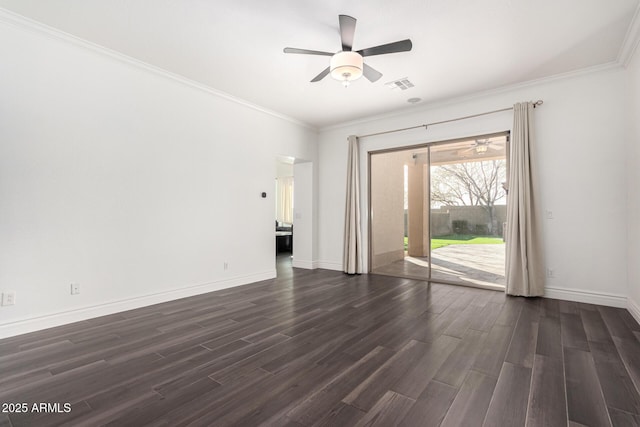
xmin=546 ymin=210 xmax=553 ymax=219
xmin=223 ymin=262 xmax=229 ymax=271
xmin=2 ymin=291 xmax=16 ymax=306
xmin=546 ymin=268 xmax=555 ymax=278
xmin=70 ymin=283 xmax=80 ymax=295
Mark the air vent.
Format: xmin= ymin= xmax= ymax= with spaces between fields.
xmin=385 ymin=77 xmax=415 ymax=90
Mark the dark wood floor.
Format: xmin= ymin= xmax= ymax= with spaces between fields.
xmin=1 ymin=256 xmax=640 ymax=426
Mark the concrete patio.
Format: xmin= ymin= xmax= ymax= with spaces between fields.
xmin=371 ymin=243 xmax=506 ymax=289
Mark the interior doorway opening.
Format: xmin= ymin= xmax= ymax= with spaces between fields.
xmin=274 ymin=156 xmax=315 ymax=275
xmin=369 ymin=132 xmax=509 ymax=289
xmin=275 ymin=157 xmax=294 ymax=274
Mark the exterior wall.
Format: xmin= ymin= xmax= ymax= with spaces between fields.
xmin=407 ymin=163 xmax=428 ymax=257
xmin=370 ymin=151 xmax=405 ymax=269
xmin=432 ymin=205 xmax=508 ymax=236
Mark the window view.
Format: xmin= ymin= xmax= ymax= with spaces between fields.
xmin=428 ymin=136 xmax=507 ymax=287
xmin=370 ymin=133 xmax=508 ymax=289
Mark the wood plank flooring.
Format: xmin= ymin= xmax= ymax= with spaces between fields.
xmin=1 ymin=256 xmax=639 ymax=426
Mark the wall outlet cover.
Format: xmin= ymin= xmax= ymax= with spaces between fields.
xmin=2 ymin=291 xmax=16 ymax=306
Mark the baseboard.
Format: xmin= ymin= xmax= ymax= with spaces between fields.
xmin=628 ymin=297 xmax=640 ymax=325
xmin=291 ymin=259 xmax=316 ymax=269
xmin=314 ymin=260 xmax=343 ymax=271
xmin=544 ymin=286 xmax=627 ymax=308
xmin=0 ymin=270 xmax=276 ymax=339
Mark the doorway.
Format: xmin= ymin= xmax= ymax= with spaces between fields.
xmin=369 ymin=132 xmax=508 ymax=289
xmin=274 ymin=157 xmax=314 ymax=275
xmin=276 ymin=158 xmax=294 ymax=274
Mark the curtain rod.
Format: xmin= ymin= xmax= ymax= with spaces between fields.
xmin=357 ymin=100 xmax=543 ymax=139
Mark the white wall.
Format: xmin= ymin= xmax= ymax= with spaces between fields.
xmin=276 ymin=161 xmax=294 ymax=178
xmin=0 ymin=20 xmax=317 ymax=337
xmin=627 ymin=46 xmax=640 ymax=320
xmin=292 ymin=162 xmax=315 ymax=268
xmin=318 ymin=66 xmax=630 ymax=307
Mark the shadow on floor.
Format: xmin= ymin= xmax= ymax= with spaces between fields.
xmin=372 ymin=244 xmax=505 ymax=288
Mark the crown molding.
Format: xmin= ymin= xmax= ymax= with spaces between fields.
xmin=321 ymin=5 xmax=640 ymax=133
xmin=618 ymin=2 xmax=640 ymax=67
xmin=0 ymin=8 xmax=316 ymax=131
xmin=319 ymin=61 xmax=622 ymax=133
xmin=2 ymin=5 xmax=637 ymax=133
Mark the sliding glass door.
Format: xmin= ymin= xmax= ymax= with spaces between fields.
xmin=370 ymin=147 xmax=430 ymax=279
xmin=369 ymin=133 xmax=508 ymax=289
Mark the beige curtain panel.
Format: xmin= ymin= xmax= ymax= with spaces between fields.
xmin=343 ymin=135 xmax=363 ymax=274
xmin=505 ymin=102 xmax=545 ymax=296
xmin=276 ymin=176 xmax=294 ymax=224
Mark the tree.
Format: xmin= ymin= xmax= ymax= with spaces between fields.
xmin=431 ymin=160 xmax=506 ymax=235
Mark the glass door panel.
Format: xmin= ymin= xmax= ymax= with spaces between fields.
xmin=429 ymin=135 xmax=508 ymax=288
xmin=369 ymin=133 xmax=508 ymax=289
xmin=370 ymin=147 xmax=430 ymax=280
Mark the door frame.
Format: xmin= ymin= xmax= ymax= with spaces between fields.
xmin=367 ymin=130 xmax=510 ymax=289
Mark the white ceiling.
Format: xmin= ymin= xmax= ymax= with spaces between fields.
xmin=1 ymin=0 xmax=638 ymax=128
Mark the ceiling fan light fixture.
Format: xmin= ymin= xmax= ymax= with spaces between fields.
xmin=283 ymin=15 xmax=412 ymax=85
xmin=330 ymin=51 xmax=363 ymax=86
xmin=475 ymin=145 xmax=488 ymax=153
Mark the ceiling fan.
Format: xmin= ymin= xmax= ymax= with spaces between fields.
xmin=462 ymin=139 xmax=504 ymax=154
xmin=283 ymin=15 xmax=412 ymax=87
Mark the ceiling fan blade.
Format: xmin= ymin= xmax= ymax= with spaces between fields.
xmin=339 ymin=15 xmax=357 ymax=51
xmin=311 ymin=67 xmax=330 ymax=82
xmin=358 ymin=39 xmax=413 ymax=57
xmin=283 ymin=47 xmax=333 ymax=56
xmin=363 ymin=63 xmax=383 ymax=82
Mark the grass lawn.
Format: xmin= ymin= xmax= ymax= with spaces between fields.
xmin=404 ymin=234 xmax=504 ymax=251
